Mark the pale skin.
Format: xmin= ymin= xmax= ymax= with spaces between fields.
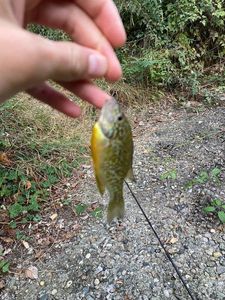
xmin=0 ymin=0 xmax=126 ymax=117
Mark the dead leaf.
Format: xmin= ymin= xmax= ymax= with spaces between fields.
xmin=24 ymin=266 xmax=38 ymax=280
xmin=35 ymin=250 xmax=45 ymax=259
xmin=0 ymin=152 xmax=11 ymax=166
xmin=25 ymin=181 xmax=32 ymax=190
xmin=21 ymin=240 xmax=30 ymax=249
xmin=50 ymin=213 xmax=58 ymax=221
xmin=0 ymin=237 xmax=14 ymax=243
xmin=0 ymin=280 xmax=6 ymax=290
xmin=3 ymin=248 xmax=11 ymax=255
xmin=168 ymin=237 xmax=178 ymax=244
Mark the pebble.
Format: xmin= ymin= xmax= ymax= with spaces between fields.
xmin=82 ymin=287 xmax=89 ymax=295
xmin=213 ymin=252 xmax=222 ymax=258
xmin=86 ymin=253 xmax=91 ymax=259
xmin=207 ymin=261 xmax=216 ymax=267
xmin=217 ymin=266 xmax=225 ymax=275
xmin=37 ymin=291 xmax=49 ymax=300
xmin=51 ymin=289 xmax=57 ymax=295
xmin=107 ymin=284 xmax=115 ymax=293
xmin=65 ymin=280 xmax=73 ymax=288
xmin=163 ymin=289 xmax=170 ymax=298
xmin=94 ymin=279 xmax=100 ymax=285
xmin=205 ymin=249 xmax=214 ymax=256
xmin=96 ymin=266 xmax=103 ymax=274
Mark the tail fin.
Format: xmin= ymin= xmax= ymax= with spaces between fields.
xmin=107 ymin=198 xmax=125 ymax=223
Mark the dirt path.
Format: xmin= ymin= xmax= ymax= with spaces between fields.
xmin=1 ymin=102 xmax=225 ymax=300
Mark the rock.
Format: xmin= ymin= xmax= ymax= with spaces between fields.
xmin=163 ymin=289 xmax=170 ymax=298
xmin=107 ymin=284 xmax=115 ymax=293
xmin=217 ymin=266 xmax=225 ymax=275
xmin=65 ymin=280 xmax=73 ymax=288
xmin=51 ymin=289 xmax=57 ymax=295
xmin=37 ymin=291 xmax=49 ymax=300
xmin=213 ymin=252 xmax=222 ymax=259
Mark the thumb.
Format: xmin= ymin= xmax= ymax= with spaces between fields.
xmin=0 ymin=26 xmax=108 ymax=103
xmin=39 ymin=39 xmax=108 ymax=82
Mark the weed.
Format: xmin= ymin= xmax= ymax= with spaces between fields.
xmin=0 ymin=258 xmax=10 ymax=274
xmin=203 ymin=198 xmax=225 ymax=223
xmin=160 ymin=169 xmax=177 ymax=180
xmin=15 ymin=230 xmax=30 ymax=241
xmin=91 ymin=207 xmax=103 ymax=219
xmin=75 ymin=203 xmax=88 ymax=215
xmin=74 ymin=202 xmax=103 ymax=219
xmin=0 ymin=91 xmax=95 ymax=260
xmin=185 ymin=167 xmax=222 ymax=189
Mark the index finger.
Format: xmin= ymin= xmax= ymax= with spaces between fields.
xmin=75 ymin=0 xmax=126 ymax=47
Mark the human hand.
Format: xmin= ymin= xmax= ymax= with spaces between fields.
xmin=0 ymin=0 xmax=126 ymax=117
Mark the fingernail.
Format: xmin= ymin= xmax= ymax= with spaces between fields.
xmin=88 ymin=54 xmax=107 ymax=76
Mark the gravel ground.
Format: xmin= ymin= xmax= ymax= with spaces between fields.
xmin=1 ymin=103 xmax=225 ymax=300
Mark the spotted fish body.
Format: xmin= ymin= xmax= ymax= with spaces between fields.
xmin=91 ymin=98 xmax=134 ymax=223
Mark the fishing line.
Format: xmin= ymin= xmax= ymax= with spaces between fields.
xmin=125 ymin=180 xmax=196 ymax=300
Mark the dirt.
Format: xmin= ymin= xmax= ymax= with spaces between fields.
xmin=1 ymin=99 xmax=225 ymax=300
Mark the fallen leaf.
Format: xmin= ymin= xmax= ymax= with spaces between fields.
xmin=25 ymin=181 xmax=32 ymax=190
xmin=50 ymin=213 xmax=58 ymax=221
xmin=21 ymin=240 xmax=30 ymax=249
xmin=169 ymin=237 xmax=178 ymax=244
xmin=24 ymin=266 xmax=38 ymax=280
xmin=0 ymin=237 xmax=14 ymax=243
xmin=0 ymin=152 xmax=11 ymax=165
xmin=3 ymin=248 xmax=11 ymax=255
xmin=35 ymin=250 xmax=45 ymax=259
xmin=0 ymin=280 xmax=6 ymax=290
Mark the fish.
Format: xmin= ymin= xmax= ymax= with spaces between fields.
xmin=91 ymin=97 xmax=134 ymax=223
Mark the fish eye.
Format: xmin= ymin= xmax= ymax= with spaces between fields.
xmin=117 ymin=115 xmax=123 ymax=121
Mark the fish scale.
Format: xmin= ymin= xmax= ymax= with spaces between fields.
xmin=91 ymin=97 xmax=134 ymax=223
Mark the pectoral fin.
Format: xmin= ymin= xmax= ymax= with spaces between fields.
xmin=126 ymin=167 xmax=136 ymax=182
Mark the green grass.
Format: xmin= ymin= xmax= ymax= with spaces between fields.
xmin=0 ymin=92 xmax=93 ymax=229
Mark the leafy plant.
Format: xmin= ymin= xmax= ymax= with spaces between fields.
xmin=185 ymin=167 xmax=222 ymax=189
xmin=160 ymin=169 xmax=177 ymax=180
xmin=16 ymin=230 xmax=30 ymax=241
xmin=91 ymin=207 xmax=103 ymax=219
xmin=204 ymin=198 xmax=225 ymax=223
xmin=75 ymin=203 xmax=88 ymax=215
xmin=116 ymin=0 xmax=225 ymax=96
xmin=0 ymin=259 xmax=10 ymax=273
